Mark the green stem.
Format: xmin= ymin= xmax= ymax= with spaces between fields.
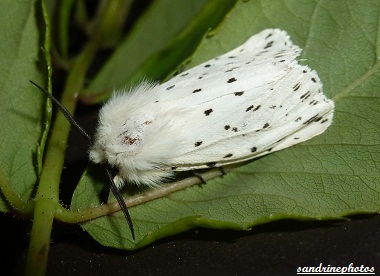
xmin=0 ymin=167 xmax=34 ymax=216
xmin=25 ymin=41 xmax=99 ymax=276
xmin=54 ymin=166 xmax=229 ymax=223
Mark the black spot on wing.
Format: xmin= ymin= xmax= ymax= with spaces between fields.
xmin=303 ymin=114 xmax=320 ymax=125
xmin=246 ymin=105 xmax=261 ymax=112
xmin=227 ymin=77 xmax=237 ymax=83
xmin=251 ymin=147 xmax=257 ymax=153
xmin=275 ymin=53 xmax=286 ymax=58
xmin=234 ymin=91 xmax=244 ymax=96
xmin=194 ymin=141 xmax=203 ymax=147
xmin=224 ymin=125 xmax=230 ymax=130
xmin=204 ymin=109 xmax=213 ymax=116
xmin=166 ymin=85 xmax=175 ymax=90
xmin=293 ymin=82 xmax=301 ymax=91
xmin=300 ymin=91 xmax=311 ymax=100
xmin=246 ymin=105 xmax=254 ymax=112
xmin=264 ymin=41 xmax=274 ymax=49
xmin=225 ymin=67 xmax=239 ymax=73
xmin=193 ymin=88 xmax=202 ymax=93
xmin=223 ymin=153 xmax=233 ymax=158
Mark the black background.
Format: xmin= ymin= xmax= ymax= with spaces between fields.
xmin=2 ymin=212 xmax=379 ymax=275
xmin=2 ymin=1 xmax=379 ymax=275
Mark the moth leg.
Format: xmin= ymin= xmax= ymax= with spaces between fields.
xmin=219 ymin=167 xmax=227 ymax=176
xmin=178 ymin=64 xmax=186 ymax=73
xmin=103 ymin=188 xmax=111 ymax=203
xmin=192 ymin=172 xmax=207 ymax=185
xmin=192 ymin=167 xmax=227 ymax=185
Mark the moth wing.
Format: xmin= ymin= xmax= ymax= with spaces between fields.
xmin=151 ymin=29 xmax=334 ymax=170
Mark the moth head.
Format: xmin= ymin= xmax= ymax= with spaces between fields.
xmin=89 ymin=109 xmax=155 ymax=168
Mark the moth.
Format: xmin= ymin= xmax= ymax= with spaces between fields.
xmin=91 ymin=29 xmax=334 ymax=187
xmin=33 ymin=29 xmax=335 ymax=239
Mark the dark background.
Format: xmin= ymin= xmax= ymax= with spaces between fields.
xmin=2 ymin=1 xmax=379 ymax=275
xmin=2 ymin=212 xmax=379 ymax=275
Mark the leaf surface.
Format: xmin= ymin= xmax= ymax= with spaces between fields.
xmin=0 ymin=0 xmax=48 ymax=211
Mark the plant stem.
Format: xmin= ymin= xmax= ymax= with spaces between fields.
xmin=54 ymin=166 xmax=231 ymax=223
xmin=25 ymin=41 xmax=99 ymax=276
xmin=0 ymin=167 xmax=34 ymax=216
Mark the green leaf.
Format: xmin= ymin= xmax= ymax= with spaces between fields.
xmin=0 ymin=0 xmax=49 ymax=212
xmin=82 ymin=0 xmax=237 ymax=102
xmin=72 ymin=0 xmax=380 ymax=250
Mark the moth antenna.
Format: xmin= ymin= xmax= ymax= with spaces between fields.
xmin=106 ymin=166 xmax=135 ymax=239
xmin=30 ymin=80 xmax=135 ymax=240
xmin=29 ymin=80 xmax=92 ymax=142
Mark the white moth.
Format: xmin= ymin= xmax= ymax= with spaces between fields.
xmin=89 ymin=28 xmax=335 ymax=189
